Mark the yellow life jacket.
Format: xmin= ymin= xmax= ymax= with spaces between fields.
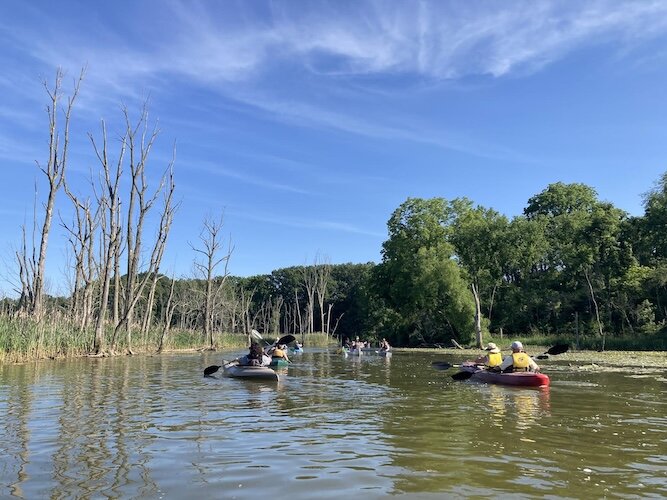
xmin=273 ymin=348 xmax=287 ymax=359
xmin=512 ymin=352 xmax=530 ymax=370
xmin=487 ymin=352 xmax=502 ymax=367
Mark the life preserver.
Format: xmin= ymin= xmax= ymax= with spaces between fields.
xmin=272 ymin=348 xmax=287 ymax=359
xmin=512 ymin=352 xmax=530 ymax=371
xmin=487 ymin=352 xmax=502 ymax=367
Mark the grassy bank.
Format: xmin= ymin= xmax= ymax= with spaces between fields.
xmin=0 ymin=316 xmax=335 ymax=364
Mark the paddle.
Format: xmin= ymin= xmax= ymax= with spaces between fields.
xmin=250 ymin=330 xmax=296 ymax=348
xmin=451 ymin=370 xmax=474 ymax=381
xmin=203 ymin=359 xmax=236 ymax=377
xmin=431 ymin=361 xmax=453 ymax=370
xmin=204 ymin=365 xmax=221 ymax=376
xmin=534 ymin=343 xmax=569 ymax=360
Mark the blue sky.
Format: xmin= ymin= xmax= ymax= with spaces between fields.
xmin=2 ymin=0 xmax=667 ymax=296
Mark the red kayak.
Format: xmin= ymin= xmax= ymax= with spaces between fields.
xmin=460 ymin=363 xmax=550 ymax=387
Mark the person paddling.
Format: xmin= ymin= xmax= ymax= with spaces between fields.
xmin=239 ymin=343 xmax=271 ymax=367
xmin=268 ymin=343 xmax=290 ymax=363
xmin=500 ymin=341 xmax=540 ymax=373
xmin=474 ymin=342 xmax=502 ymax=371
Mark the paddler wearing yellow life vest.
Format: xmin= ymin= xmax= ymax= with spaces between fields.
xmin=499 ymin=341 xmax=540 ymax=373
xmin=474 ymin=342 xmax=503 ymax=371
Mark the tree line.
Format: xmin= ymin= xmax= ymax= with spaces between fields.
xmin=4 ymin=69 xmax=667 ymax=355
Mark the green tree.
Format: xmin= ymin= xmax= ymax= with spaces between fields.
xmin=450 ymin=199 xmax=510 ymax=347
xmin=374 ymin=198 xmax=474 ymax=346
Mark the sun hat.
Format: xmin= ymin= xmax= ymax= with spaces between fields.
xmin=485 ymin=342 xmax=501 ymax=353
xmin=510 ymin=341 xmax=524 ymax=351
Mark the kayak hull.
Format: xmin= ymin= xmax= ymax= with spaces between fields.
xmin=223 ymin=364 xmax=279 ymax=381
xmin=269 ymin=358 xmax=289 ymax=368
xmin=461 ymin=364 xmax=549 ymax=387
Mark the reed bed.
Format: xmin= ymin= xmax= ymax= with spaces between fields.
xmin=0 ymin=315 xmax=338 ymax=364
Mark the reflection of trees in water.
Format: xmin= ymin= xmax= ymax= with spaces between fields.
xmin=3 ymin=364 xmax=33 ymax=498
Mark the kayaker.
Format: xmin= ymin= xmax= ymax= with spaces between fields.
xmin=380 ymin=338 xmax=392 ymax=352
xmin=474 ymin=342 xmax=502 ymax=371
xmin=500 ymin=341 xmax=540 ymax=373
xmin=269 ymin=343 xmax=290 ymax=363
xmin=239 ymin=343 xmax=271 ymax=366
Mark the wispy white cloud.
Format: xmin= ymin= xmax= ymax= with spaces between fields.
xmin=12 ymin=1 xmax=667 ymax=88
xmin=182 ymin=159 xmax=311 ymax=195
xmin=229 ymin=209 xmax=385 ymax=238
xmin=5 ymin=0 xmax=667 ymax=159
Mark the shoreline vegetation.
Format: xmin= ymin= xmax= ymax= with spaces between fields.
xmin=0 ymin=315 xmax=334 ymax=364
xmin=3 ymin=72 xmax=667 ymax=361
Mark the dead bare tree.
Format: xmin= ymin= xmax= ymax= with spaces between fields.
xmin=191 ymin=214 xmax=233 ymax=349
xmin=60 ymin=184 xmax=99 ymax=331
xmin=111 ymin=105 xmax=175 ymax=355
xmin=156 ymin=275 xmax=177 ymax=353
xmin=301 ymin=264 xmax=316 ymax=333
xmin=314 ymin=255 xmax=332 ymax=334
xmin=29 ymin=68 xmax=84 ymax=319
xmin=90 ymin=119 xmax=125 ymax=355
xmin=141 ymin=178 xmax=179 ymax=338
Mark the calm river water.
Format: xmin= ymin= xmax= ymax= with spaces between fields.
xmin=1 ymin=349 xmax=665 ymax=499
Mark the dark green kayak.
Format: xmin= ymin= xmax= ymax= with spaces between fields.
xmin=269 ymin=358 xmax=289 ymax=368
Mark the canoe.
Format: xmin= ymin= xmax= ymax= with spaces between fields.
xmin=269 ymin=358 xmax=289 ymax=368
xmin=223 ymin=363 xmax=279 ymax=381
xmin=460 ymin=363 xmax=549 ymax=387
xmin=290 ymin=348 xmax=303 ymax=354
xmin=378 ymin=350 xmax=392 ymax=357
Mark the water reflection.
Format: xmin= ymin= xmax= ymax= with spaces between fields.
xmin=0 ymin=351 xmax=665 ymax=499
xmin=485 ymin=384 xmax=552 ymax=432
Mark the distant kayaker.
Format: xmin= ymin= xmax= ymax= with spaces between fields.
xmin=500 ymin=341 xmax=540 ymax=373
xmin=380 ymin=338 xmax=392 ymax=352
xmin=474 ymin=342 xmax=502 ymax=371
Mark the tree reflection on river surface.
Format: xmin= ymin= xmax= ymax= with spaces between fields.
xmin=0 ymin=349 xmax=665 ymax=498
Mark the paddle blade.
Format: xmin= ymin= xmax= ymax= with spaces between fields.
xmin=431 ymin=361 xmax=453 ymax=370
xmin=451 ymin=370 xmax=474 ymax=381
xmin=546 ymin=343 xmax=569 ymax=356
xmin=204 ymin=365 xmax=221 ymax=376
xmin=251 ymin=329 xmax=263 ymax=340
xmin=277 ymin=334 xmax=296 ymax=346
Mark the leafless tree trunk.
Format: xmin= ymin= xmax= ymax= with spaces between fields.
xmin=91 ymin=119 xmax=125 ymax=355
xmin=294 ymin=289 xmax=302 ymax=335
xmin=471 ymin=282 xmax=483 ymax=348
xmin=240 ymin=286 xmax=255 ymax=335
xmin=270 ymin=295 xmax=284 ymax=335
xmin=30 ymin=68 xmax=84 ymax=319
xmin=112 ymin=106 xmax=176 ymax=355
xmin=301 ymin=264 xmax=316 ymax=333
xmin=584 ymin=268 xmax=605 ymax=351
xmin=314 ymin=256 xmax=331 ymax=334
xmin=60 ymin=187 xmax=99 ymax=331
xmin=191 ymin=214 xmax=233 ymax=349
xmin=157 ymin=276 xmax=177 ymax=353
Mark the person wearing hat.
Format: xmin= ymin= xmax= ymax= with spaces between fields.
xmin=499 ymin=341 xmax=540 ymax=373
xmin=474 ymin=342 xmax=503 ymax=370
